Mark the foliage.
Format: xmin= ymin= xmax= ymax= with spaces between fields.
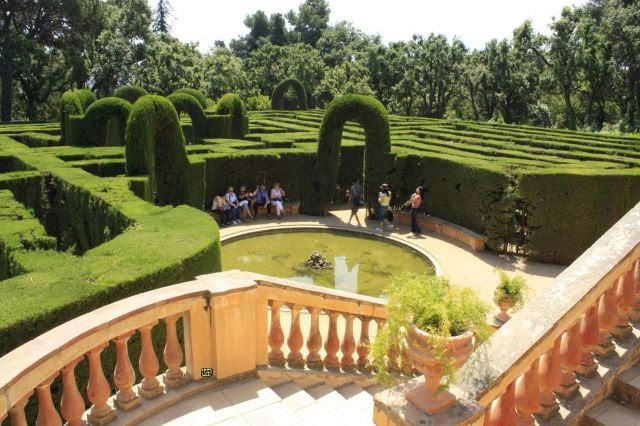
xmin=114 ymin=85 xmax=149 ymax=104
xmin=67 ymin=97 xmax=132 ymax=147
xmin=125 ymin=95 xmax=190 ymax=206
xmin=246 ymin=95 xmax=271 ymax=111
xmin=314 ymin=61 xmax=375 ymax=107
xmin=302 ymin=95 xmax=391 ymax=216
xmin=372 ymin=274 xmax=490 ymax=385
xmin=216 ymin=93 xmax=249 ymax=138
xmin=494 ymin=269 xmax=529 ymax=309
xmin=173 ymin=87 xmax=208 ymax=109
xmin=60 ymin=89 xmax=96 ymax=143
xmin=168 ymin=91 xmax=207 ymax=140
xmin=152 ymin=0 xmax=173 ymax=34
xmin=271 ymin=78 xmax=308 ymax=110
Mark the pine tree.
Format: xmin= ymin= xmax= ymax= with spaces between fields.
xmin=152 ymin=0 xmax=172 ymax=34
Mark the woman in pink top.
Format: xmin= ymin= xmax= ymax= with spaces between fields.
xmin=408 ymin=186 xmax=425 ymax=236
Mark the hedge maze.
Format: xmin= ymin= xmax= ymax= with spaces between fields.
xmin=2 ymin=90 xmax=640 ymax=359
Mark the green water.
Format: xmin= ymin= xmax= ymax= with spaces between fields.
xmin=222 ymin=230 xmax=435 ymax=297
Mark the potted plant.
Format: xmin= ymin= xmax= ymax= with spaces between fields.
xmin=493 ymin=270 xmax=529 ymax=324
xmin=372 ymin=274 xmax=490 ymax=414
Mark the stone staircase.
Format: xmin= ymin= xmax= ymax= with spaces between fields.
xmin=583 ymin=366 xmax=640 ymax=425
xmin=137 ymin=371 xmax=383 ymax=426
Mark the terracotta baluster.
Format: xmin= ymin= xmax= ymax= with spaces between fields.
xmin=557 ymin=322 xmax=582 ymax=397
xmin=629 ymin=260 xmax=640 ymax=321
xmin=138 ymin=321 xmax=164 ymax=399
xmin=306 ymin=307 xmax=323 ymax=370
xmin=324 ymin=311 xmax=341 ymax=371
xmin=86 ymin=343 xmax=116 ymax=424
xmin=614 ymin=271 xmax=635 ymax=339
xmin=268 ymin=300 xmax=286 ymax=367
xmin=113 ymin=331 xmax=141 ymax=410
xmin=60 ymin=356 xmax=86 ymax=426
xmin=487 ymin=381 xmax=516 ymax=426
xmin=341 ymin=314 xmax=357 ymax=371
xmin=595 ymin=284 xmax=618 ymax=356
xmin=8 ymin=391 xmax=32 ymax=426
xmin=164 ymin=313 xmax=187 ymax=388
xmin=357 ymin=317 xmax=371 ymax=372
xmin=577 ymin=304 xmax=600 ymax=376
xmin=36 ymin=372 xmax=62 ymax=426
xmin=515 ymin=359 xmax=540 ymax=426
xmin=536 ymin=337 xmax=561 ymax=420
xmin=287 ymin=304 xmax=304 ymax=368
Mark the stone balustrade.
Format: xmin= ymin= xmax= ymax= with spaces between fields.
xmin=0 ymin=270 xmax=390 ymax=424
xmin=455 ymin=201 xmax=640 ymax=425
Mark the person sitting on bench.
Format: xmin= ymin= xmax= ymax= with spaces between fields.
xmin=270 ymin=182 xmax=286 ymax=219
xmin=253 ymin=184 xmax=271 ymax=218
xmin=238 ymin=186 xmax=254 ymax=220
xmin=211 ymin=193 xmax=231 ymax=227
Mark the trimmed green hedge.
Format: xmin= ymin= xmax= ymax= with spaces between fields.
xmin=66 ymin=97 xmax=132 ymax=147
xmin=174 ymin=88 xmax=208 ymax=110
xmin=169 ymin=92 xmax=208 ymax=140
xmin=271 ymin=78 xmax=308 ymax=110
xmin=60 ymin=89 xmax=96 ymax=143
xmin=518 ymin=169 xmax=640 ymax=263
xmin=125 ymin=95 xmax=190 ymax=206
xmin=302 ymin=95 xmax=392 ymax=215
xmin=216 ymin=93 xmax=249 ymax=138
xmin=114 ymin=85 xmax=149 ymax=104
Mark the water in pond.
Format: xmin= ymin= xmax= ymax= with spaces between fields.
xmin=222 ymin=230 xmax=435 ymax=297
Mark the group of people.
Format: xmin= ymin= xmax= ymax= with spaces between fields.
xmin=211 ymin=182 xmax=286 ymax=227
xmin=347 ymin=177 xmax=426 ymax=236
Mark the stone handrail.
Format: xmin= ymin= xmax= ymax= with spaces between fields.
xmin=460 ymin=201 xmax=640 ymax=424
xmin=0 ymin=269 xmax=388 ymax=424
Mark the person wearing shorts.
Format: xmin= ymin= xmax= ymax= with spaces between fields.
xmin=376 ymin=183 xmax=392 ymax=231
xmin=348 ymin=178 xmax=363 ymax=227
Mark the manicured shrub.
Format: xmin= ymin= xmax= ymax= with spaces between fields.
xmin=60 ymin=89 xmax=96 ymax=143
xmin=301 ymin=95 xmax=392 ymax=216
xmin=204 ymin=114 xmax=232 ymax=138
xmin=114 ymin=85 xmax=149 ymax=104
xmin=168 ymin=92 xmax=207 ymax=140
xmin=271 ymin=78 xmax=308 ymax=110
xmin=173 ymin=88 xmax=208 ymax=110
xmin=67 ymin=97 xmax=132 ymax=147
xmin=125 ymin=95 xmax=190 ymax=206
xmin=216 ymin=93 xmax=249 ymax=138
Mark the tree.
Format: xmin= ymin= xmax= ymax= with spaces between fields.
xmin=270 ymin=13 xmax=288 ymax=46
xmin=287 ymin=0 xmax=330 ymax=47
xmin=152 ymin=0 xmax=172 ymax=34
xmin=244 ymin=10 xmax=270 ymax=52
xmin=314 ymin=61 xmax=374 ymax=107
xmin=199 ymin=46 xmax=250 ymax=100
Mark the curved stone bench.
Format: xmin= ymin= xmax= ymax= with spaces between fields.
xmin=393 ymin=211 xmax=485 ymax=252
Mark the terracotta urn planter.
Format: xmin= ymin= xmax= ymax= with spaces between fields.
xmin=403 ymin=325 xmax=475 ymax=414
xmin=494 ymin=293 xmax=516 ymax=324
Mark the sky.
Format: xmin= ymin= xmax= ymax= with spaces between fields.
xmin=162 ymin=0 xmax=589 ymax=52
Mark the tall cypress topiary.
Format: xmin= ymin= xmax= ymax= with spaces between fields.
xmin=173 ymin=88 xmax=208 ymax=110
xmin=60 ymin=89 xmax=96 ymax=143
xmin=271 ymin=78 xmax=308 ymax=110
xmin=300 ymin=95 xmax=392 ymax=216
xmin=125 ymin=95 xmax=190 ymax=206
xmin=216 ymin=93 xmax=249 ymax=138
xmin=168 ymin=92 xmax=207 ymax=140
xmin=114 ymin=86 xmax=149 ymax=104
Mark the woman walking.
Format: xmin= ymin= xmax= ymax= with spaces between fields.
xmin=407 ymin=186 xmax=425 ymax=236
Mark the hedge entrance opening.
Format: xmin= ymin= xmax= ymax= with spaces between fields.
xmin=300 ymin=95 xmax=392 ymax=216
xmin=271 ymin=78 xmax=308 ymax=110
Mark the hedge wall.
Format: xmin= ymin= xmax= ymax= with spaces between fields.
xmin=518 ymin=169 xmax=640 ymax=263
xmin=174 ymin=88 xmax=208 ymax=110
xmin=302 ymin=95 xmax=392 ymax=215
xmin=125 ymin=95 xmax=190 ymax=206
xmin=66 ymin=97 xmax=132 ymax=147
xmin=216 ymin=93 xmax=249 ymax=138
xmin=114 ymin=85 xmax=149 ymax=104
xmin=169 ymin=92 xmax=208 ymax=140
xmin=271 ymin=78 xmax=308 ymax=110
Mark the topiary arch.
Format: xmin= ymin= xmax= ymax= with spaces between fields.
xmin=300 ymin=95 xmax=392 ymax=216
xmin=216 ymin=93 xmax=249 ymax=138
xmin=271 ymin=78 xmax=308 ymax=110
xmin=76 ymin=97 xmax=132 ymax=146
xmin=125 ymin=95 xmax=190 ymax=206
xmin=168 ymin=92 xmax=207 ymax=140
xmin=114 ymin=86 xmax=149 ymax=104
xmin=60 ymin=89 xmax=96 ymax=143
xmin=173 ymin=88 xmax=208 ymax=110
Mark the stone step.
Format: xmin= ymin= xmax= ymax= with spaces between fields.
xmin=336 ymin=383 xmax=376 ymax=425
xmin=585 ymin=399 xmax=640 ymax=426
xmin=614 ymin=365 xmax=640 ymax=409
